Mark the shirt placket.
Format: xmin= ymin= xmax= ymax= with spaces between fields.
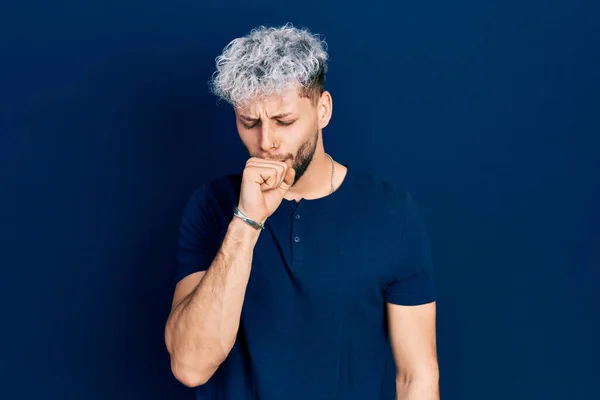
xmin=291 ymin=201 xmax=305 ymax=267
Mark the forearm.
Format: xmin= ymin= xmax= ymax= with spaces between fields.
xmin=396 ymin=370 xmax=440 ymax=400
xmin=165 ymin=217 xmax=260 ymax=386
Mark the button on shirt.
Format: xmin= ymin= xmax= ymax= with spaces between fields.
xmin=175 ymin=165 xmax=437 ymax=400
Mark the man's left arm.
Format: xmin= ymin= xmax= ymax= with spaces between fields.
xmin=387 ymin=301 xmax=439 ymax=400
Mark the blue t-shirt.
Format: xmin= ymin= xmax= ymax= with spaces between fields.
xmin=175 ymin=164 xmax=437 ymax=400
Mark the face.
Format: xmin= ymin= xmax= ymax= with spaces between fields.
xmin=234 ymin=87 xmax=331 ymax=186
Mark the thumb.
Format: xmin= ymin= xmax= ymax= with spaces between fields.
xmin=278 ymin=166 xmax=296 ymax=194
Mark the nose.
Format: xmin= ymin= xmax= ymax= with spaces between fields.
xmin=259 ymin=123 xmax=276 ymax=152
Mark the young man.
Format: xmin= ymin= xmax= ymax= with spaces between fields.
xmin=165 ymin=23 xmax=439 ymax=400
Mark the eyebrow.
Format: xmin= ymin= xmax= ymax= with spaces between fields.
xmin=239 ymin=112 xmax=294 ymax=121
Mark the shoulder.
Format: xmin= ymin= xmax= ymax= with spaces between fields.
xmin=349 ymin=168 xmax=414 ymax=217
xmin=186 ymin=172 xmax=242 ymax=208
xmin=178 ymin=172 xmax=243 ymax=238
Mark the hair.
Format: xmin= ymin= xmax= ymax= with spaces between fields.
xmin=209 ymin=23 xmax=329 ymax=108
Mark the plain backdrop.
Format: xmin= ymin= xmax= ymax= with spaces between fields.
xmin=1 ymin=1 xmax=598 ymax=399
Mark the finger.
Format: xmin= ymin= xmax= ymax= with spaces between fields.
xmin=246 ymin=160 xmax=286 ymax=186
xmin=246 ymin=163 xmax=284 ymax=187
xmin=278 ymin=165 xmax=296 ymax=193
xmin=247 ymin=166 xmax=280 ymax=190
xmin=246 ymin=157 xmax=288 ymax=170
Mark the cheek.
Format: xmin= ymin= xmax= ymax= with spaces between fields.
xmin=289 ymin=122 xmax=314 ymax=144
xmin=238 ymin=129 xmax=257 ymax=148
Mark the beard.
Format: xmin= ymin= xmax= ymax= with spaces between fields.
xmin=289 ymin=129 xmax=319 ymax=187
xmin=249 ymin=129 xmax=319 ymax=187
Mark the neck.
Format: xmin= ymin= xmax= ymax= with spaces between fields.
xmin=284 ymin=148 xmax=332 ymax=202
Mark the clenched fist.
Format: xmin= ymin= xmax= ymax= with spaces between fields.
xmin=237 ymin=157 xmax=296 ymax=224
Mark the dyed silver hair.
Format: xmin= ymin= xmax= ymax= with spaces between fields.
xmin=209 ymin=23 xmax=329 ymax=108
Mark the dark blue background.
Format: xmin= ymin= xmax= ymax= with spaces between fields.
xmin=1 ymin=1 xmax=598 ymax=399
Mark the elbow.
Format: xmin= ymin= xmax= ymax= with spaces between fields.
xmin=164 ymin=325 xmax=231 ymax=388
xmin=396 ymin=365 xmax=439 ymax=387
xmin=174 ymin=371 xmax=211 ymax=388
xmin=170 ymin=358 xmax=217 ymax=388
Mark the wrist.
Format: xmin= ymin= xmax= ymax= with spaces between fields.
xmin=228 ymin=216 xmax=262 ymax=245
xmin=233 ymin=205 xmax=266 ymax=230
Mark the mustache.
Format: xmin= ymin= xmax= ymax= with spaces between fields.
xmin=253 ymin=154 xmax=293 ymax=162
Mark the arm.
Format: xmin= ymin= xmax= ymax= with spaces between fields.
xmin=387 ymin=301 xmax=439 ymax=400
xmin=164 ymin=217 xmax=261 ymax=387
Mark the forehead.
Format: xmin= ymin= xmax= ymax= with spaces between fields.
xmin=235 ymin=87 xmax=313 ymax=117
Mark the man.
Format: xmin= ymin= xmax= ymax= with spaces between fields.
xmin=164 ymin=23 xmax=439 ymax=399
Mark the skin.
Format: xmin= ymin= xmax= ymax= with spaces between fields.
xmin=164 ymin=86 xmax=439 ymax=399
xmin=234 ymin=87 xmax=342 ymax=202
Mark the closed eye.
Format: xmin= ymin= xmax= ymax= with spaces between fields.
xmin=242 ymin=120 xmax=296 ymax=129
xmin=277 ymin=120 xmax=295 ymax=126
xmin=242 ymin=122 xmax=258 ymax=129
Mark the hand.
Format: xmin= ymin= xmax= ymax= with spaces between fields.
xmin=237 ymin=157 xmax=296 ymax=223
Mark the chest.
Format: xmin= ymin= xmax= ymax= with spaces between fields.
xmin=246 ymin=203 xmax=400 ymax=307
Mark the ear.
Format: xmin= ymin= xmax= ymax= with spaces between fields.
xmin=317 ymin=91 xmax=333 ymax=130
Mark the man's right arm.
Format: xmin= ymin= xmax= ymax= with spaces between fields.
xmin=164 ymin=217 xmax=261 ymax=387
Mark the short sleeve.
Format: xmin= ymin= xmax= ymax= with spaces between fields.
xmin=175 ymin=184 xmax=220 ymax=284
xmin=383 ymin=192 xmax=437 ymax=306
